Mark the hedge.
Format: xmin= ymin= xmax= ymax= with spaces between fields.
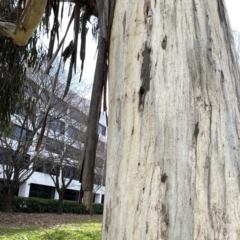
xmin=0 ymin=196 xmax=103 ymax=214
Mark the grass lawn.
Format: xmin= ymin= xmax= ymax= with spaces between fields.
xmin=0 ymin=220 xmax=102 ymax=240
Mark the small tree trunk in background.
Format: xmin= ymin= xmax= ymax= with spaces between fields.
xmin=103 ymin=0 xmax=240 ymax=239
xmin=83 ymin=192 xmax=93 ymax=216
xmin=57 ymin=192 xmax=63 ymax=215
xmin=2 ymin=188 xmax=14 ymax=213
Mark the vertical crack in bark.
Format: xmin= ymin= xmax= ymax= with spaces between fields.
xmin=207 ymin=104 xmax=214 ymax=230
xmin=139 ymin=44 xmax=151 ymax=111
xmin=217 ymin=0 xmax=227 ymax=24
xmin=217 ymin=0 xmax=235 ymax=63
xmin=122 ymin=11 xmax=126 ymax=38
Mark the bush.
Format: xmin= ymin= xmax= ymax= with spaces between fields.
xmin=0 ymin=196 xmax=103 ymax=214
xmin=93 ymin=203 xmax=104 ymax=214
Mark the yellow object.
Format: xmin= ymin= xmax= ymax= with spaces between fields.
xmin=0 ymin=0 xmax=47 ymax=46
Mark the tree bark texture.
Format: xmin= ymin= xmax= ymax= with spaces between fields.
xmin=2 ymin=188 xmax=14 ymax=213
xmin=57 ymin=192 xmax=63 ymax=215
xmin=103 ymin=0 xmax=240 ymax=239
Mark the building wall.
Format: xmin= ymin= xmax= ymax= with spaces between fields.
xmin=17 ymin=171 xmax=105 ymax=203
xmin=0 ymin=75 xmax=107 ymax=204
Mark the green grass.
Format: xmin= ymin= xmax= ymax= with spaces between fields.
xmin=0 ymin=220 xmax=102 ymax=240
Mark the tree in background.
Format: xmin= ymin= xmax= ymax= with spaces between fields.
xmin=0 ymin=1 xmax=112 ymax=210
xmin=0 ymin=69 xmax=87 ymax=213
xmin=1 ymin=1 xmax=240 ymax=238
xmin=43 ymin=100 xmax=87 ymax=215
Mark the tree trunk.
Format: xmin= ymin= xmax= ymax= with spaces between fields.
xmin=103 ymin=1 xmax=240 ymax=239
xmin=57 ymin=192 xmax=64 ymax=215
xmin=2 ymin=188 xmax=14 ymax=213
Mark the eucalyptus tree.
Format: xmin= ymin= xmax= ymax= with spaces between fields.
xmin=103 ymin=1 xmax=240 ymax=239
xmin=1 ymin=0 xmax=240 ymax=239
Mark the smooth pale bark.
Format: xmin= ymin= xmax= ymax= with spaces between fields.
xmin=0 ymin=0 xmax=47 ymax=46
xmin=103 ymin=0 xmax=240 ymax=239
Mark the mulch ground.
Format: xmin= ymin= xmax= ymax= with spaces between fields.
xmin=0 ymin=212 xmax=102 ymax=228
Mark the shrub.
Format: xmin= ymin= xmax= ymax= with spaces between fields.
xmin=93 ymin=203 xmax=104 ymax=214
xmin=0 ymin=196 xmax=103 ymax=214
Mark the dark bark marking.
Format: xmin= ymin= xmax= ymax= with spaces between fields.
xmin=105 ymin=204 xmax=111 ymax=233
xmin=144 ymin=1 xmax=150 ymax=24
xmin=194 ymin=122 xmax=199 ymax=138
xmin=116 ymin=98 xmax=122 ymax=131
xmin=161 ymin=35 xmax=167 ymax=50
xmin=220 ymin=71 xmax=225 ymax=97
xmin=217 ymin=0 xmax=227 ymax=24
xmin=144 ymin=0 xmax=153 ymax=35
xmin=161 ymin=204 xmax=169 ymax=226
xmin=217 ymin=0 xmax=235 ymax=63
xmin=192 ymin=0 xmax=197 ymax=12
xmin=122 ymin=11 xmax=126 ymax=38
xmin=139 ymin=44 xmax=151 ymax=111
xmin=161 ymin=173 xmax=168 ymax=183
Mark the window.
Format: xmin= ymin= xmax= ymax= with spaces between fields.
xmin=24 ymin=80 xmax=39 ymax=97
xmin=66 ymin=126 xmax=84 ymax=142
xmin=0 ymin=147 xmax=29 ymax=169
xmin=10 ymin=125 xmax=27 ymax=141
xmin=44 ymin=137 xmax=64 ymax=154
xmin=38 ymin=112 xmax=65 ymax=135
xmin=35 ymin=162 xmax=57 ymax=176
xmin=69 ymin=107 xmax=80 ymax=121
xmin=65 ymin=145 xmax=83 ymax=161
xmin=52 ymin=97 xmax=67 ymax=114
xmin=48 ymin=120 xmax=65 ymax=135
xmin=0 ymin=147 xmax=12 ymax=164
xmin=62 ymin=166 xmax=75 ymax=179
xmin=97 ymin=141 xmax=106 ymax=156
xmin=40 ymin=89 xmax=49 ymax=103
xmin=29 ymin=184 xmax=55 ymax=199
xmin=18 ymin=154 xmax=30 ymax=169
xmin=16 ymin=108 xmax=26 ymax=118
xmin=98 ymin=124 xmax=106 ymax=136
xmin=63 ymin=189 xmax=79 ymax=201
xmin=37 ymin=111 xmax=45 ymax=125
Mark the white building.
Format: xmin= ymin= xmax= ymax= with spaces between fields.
xmin=0 ymin=69 xmax=107 ymax=204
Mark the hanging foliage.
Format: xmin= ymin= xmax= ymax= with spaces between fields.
xmin=0 ymin=33 xmax=46 ymax=133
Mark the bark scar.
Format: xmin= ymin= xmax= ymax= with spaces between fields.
xmin=139 ymin=43 xmax=151 ymax=111
xmin=194 ymin=122 xmax=199 ymax=139
xmin=217 ymin=0 xmax=227 ymax=24
xmin=161 ymin=35 xmax=167 ymax=50
xmin=161 ymin=173 xmax=168 ymax=183
xmin=122 ymin=11 xmax=126 ymax=37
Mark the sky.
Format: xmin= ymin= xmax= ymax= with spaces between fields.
xmin=226 ymin=0 xmax=240 ymax=32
